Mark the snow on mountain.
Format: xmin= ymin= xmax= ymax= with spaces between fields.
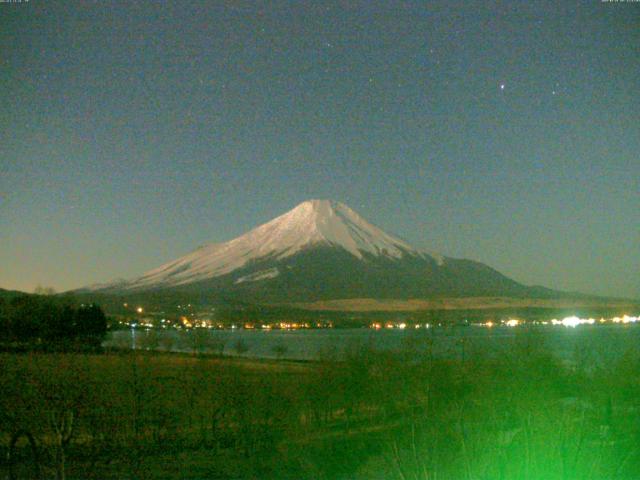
xmin=234 ymin=267 xmax=280 ymax=284
xmin=79 ymin=278 xmax=129 ymax=292
xmin=118 ymin=199 xmax=444 ymax=291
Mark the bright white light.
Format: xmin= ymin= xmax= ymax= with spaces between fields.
xmin=552 ymin=316 xmax=596 ymax=328
xmin=505 ymin=319 xmax=519 ymax=327
xmin=398 ymin=323 xmax=406 ymax=330
xmin=616 ymin=315 xmax=639 ymax=324
xmin=136 ymin=307 xmax=143 ymax=314
xmin=561 ymin=316 xmax=581 ymax=328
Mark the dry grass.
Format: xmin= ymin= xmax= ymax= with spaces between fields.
xmin=290 ymin=296 xmax=639 ymax=311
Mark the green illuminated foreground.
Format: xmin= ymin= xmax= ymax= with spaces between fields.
xmin=1 ymin=333 xmax=639 ymax=479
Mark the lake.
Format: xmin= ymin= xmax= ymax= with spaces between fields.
xmin=106 ymin=322 xmax=640 ymax=364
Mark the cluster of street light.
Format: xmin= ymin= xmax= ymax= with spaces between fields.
xmin=480 ymin=314 xmax=640 ymax=329
xmin=122 ymin=303 xmax=639 ymax=331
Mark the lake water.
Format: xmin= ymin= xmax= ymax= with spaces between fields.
xmin=106 ymin=323 xmax=640 ymax=363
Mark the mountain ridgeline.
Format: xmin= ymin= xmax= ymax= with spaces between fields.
xmin=83 ymin=200 xmax=557 ymax=303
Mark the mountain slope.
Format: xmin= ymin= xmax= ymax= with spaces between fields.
xmin=85 ymin=199 xmax=551 ymax=301
xmin=118 ymin=199 xmax=443 ymax=291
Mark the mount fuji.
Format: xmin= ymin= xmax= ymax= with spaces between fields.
xmin=85 ymin=200 xmax=549 ymax=302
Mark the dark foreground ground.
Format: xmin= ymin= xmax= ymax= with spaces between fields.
xmin=2 ymin=333 xmax=640 ymax=479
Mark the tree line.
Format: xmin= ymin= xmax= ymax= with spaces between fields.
xmin=0 ymin=294 xmax=107 ymax=349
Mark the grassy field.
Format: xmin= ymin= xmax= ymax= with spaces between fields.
xmin=292 ymin=296 xmax=640 ymax=312
xmin=2 ymin=334 xmax=640 ymax=479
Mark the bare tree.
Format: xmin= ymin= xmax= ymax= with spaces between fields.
xmin=34 ymin=285 xmax=57 ymax=296
xmin=158 ymin=331 xmax=176 ymax=352
xmin=210 ymin=332 xmax=227 ymax=356
xmin=138 ymin=328 xmax=159 ymax=351
xmin=233 ymin=338 xmax=249 ymax=357
xmin=190 ymin=328 xmax=212 ymax=356
xmin=271 ymin=341 xmax=288 ymax=360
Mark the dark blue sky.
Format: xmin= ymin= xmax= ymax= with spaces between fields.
xmin=1 ymin=1 xmax=638 ymax=298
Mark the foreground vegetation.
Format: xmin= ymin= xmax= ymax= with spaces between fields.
xmin=2 ymin=331 xmax=640 ymax=479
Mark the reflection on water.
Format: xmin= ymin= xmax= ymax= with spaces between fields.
xmin=106 ymin=323 xmax=640 ymax=363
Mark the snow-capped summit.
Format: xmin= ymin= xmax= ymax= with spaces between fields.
xmin=122 ymin=199 xmax=443 ymax=290
xmin=240 ymin=199 xmax=436 ymax=261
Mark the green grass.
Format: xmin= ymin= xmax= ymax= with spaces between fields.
xmin=1 ymin=339 xmax=640 ymax=479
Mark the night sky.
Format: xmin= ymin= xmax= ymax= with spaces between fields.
xmin=1 ymin=1 xmax=638 ymax=298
